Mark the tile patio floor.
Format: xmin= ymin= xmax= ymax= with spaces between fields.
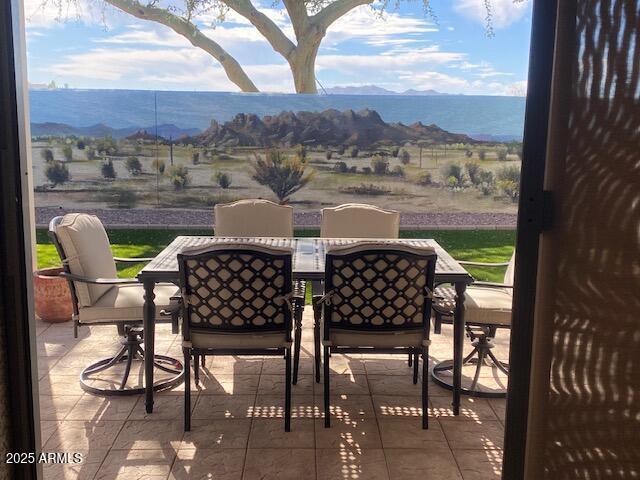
xmin=36 ymin=310 xmax=508 ymax=480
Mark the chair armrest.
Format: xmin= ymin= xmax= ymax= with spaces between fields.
xmin=458 ymin=261 xmax=511 ymax=267
xmin=473 ymin=281 xmax=514 ymax=289
xmin=113 ymin=256 xmax=154 ymax=263
xmin=59 ymin=272 xmax=139 ymax=285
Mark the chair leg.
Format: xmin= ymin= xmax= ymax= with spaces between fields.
xmin=183 ymin=348 xmax=191 ymax=431
xmin=313 ymin=301 xmax=322 ymax=383
xmin=413 ymin=352 xmax=419 ymax=385
xmin=284 ymin=347 xmax=292 ymax=432
xmin=434 ymin=312 xmax=443 ymax=335
xmin=193 ymin=354 xmax=200 ymax=386
xmin=201 ymin=355 xmax=205 ymax=368
xmin=422 ymin=345 xmax=429 ymax=429
xmin=293 ymin=307 xmax=303 ymax=385
xmin=323 ymin=345 xmax=331 ymax=428
xmin=408 ymin=349 xmax=413 ymax=367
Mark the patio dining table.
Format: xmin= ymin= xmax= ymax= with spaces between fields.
xmin=137 ymin=236 xmax=473 ymax=416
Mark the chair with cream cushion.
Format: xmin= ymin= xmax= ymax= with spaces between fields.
xmin=178 ymin=243 xmax=294 ymax=432
xmin=320 ymin=242 xmax=437 ymax=429
xmin=313 ymin=204 xmax=400 ymax=382
xmin=213 ymin=199 xmax=305 ymax=385
xmin=431 ymin=251 xmax=515 ymax=398
xmin=49 ymin=214 xmax=183 ymax=396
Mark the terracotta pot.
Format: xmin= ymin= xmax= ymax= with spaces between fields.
xmin=33 ymin=267 xmax=73 ymax=323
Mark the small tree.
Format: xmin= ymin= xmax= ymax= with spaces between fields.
xmin=96 ymin=136 xmax=118 ymax=156
xmin=86 ymin=148 xmax=97 ymax=161
xmin=333 ymin=161 xmax=348 ymax=173
xmin=399 ymin=149 xmax=411 ymax=165
xmin=477 ymin=149 xmax=487 ymax=161
xmin=62 ymin=145 xmax=73 ymax=162
xmin=192 ymin=152 xmax=200 ymax=165
xmin=496 ymin=148 xmax=508 ymax=161
xmin=76 ymin=139 xmax=86 ymax=150
xmin=41 ymin=148 xmax=54 ymax=163
xmin=349 ymin=146 xmax=359 ymax=158
xmin=371 ymin=155 xmax=389 ymax=176
xmin=169 ymin=165 xmax=191 ymax=191
xmin=214 ymin=171 xmax=232 ymax=189
xmin=252 ymin=150 xmax=314 ymax=203
xmin=152 ymin=159 xmax=166 ymax=174
xmin=325 ymin=150 xmax=333 ymax=161
xmin=45 ymin=161 xmax=70 ymax=187
xmin=391 ymin=146 xmax=400 ymax=157
xmin=337 ymin=145 xmax=346 ymax=156
xmin=125 ymin=156 xmax=143 ymax=175
xmin=101 ymin=159 xmax=117 ymax=179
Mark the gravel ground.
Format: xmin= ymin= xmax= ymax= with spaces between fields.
xmin=36 ymin=206 xmax=517 ymax=229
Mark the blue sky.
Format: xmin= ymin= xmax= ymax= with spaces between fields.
xmin=24 ymin=0 xmax=532 ymax=95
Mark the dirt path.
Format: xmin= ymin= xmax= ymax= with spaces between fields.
xmin=36 ymin=207 xmax=516 ymax=229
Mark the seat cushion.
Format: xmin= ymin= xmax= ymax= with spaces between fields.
xmin=329 ymin=329 xmax=425 ymax=348
xmin=321 ymin=204 xmax=399 ymax=238
xmin=189 ymin=331 xmax=288 ymax=349
xmin=214 ymin=199 xmax=293 ymax=237
xmin=464 ymin=287 xmax=513 ymax=326
xmin=55 ymin=213 xmax=117 ymax=307
xmin=78 ymin=283 xmax=178 ymax=324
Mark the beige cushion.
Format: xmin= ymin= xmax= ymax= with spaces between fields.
xmin=464 ymin=286 xmax=513 ymax=326
xmin=321 ymin=204 xmax=399 ymax=238
xmin=328 ymin=329 xmax=424 ymax=348
xmin=214 ymin=199 xmax=293 ymax=237
xmin=78 ymin=283 xmax=178 ymax=323
xmin=189 ymin=331 xmax=288 ymax=349
xmin=55 ymin=213 xmax=117 ymax=307
xmin=504 ymin=251 xmax=516 ymax=286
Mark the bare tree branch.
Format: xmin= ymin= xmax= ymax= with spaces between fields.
xmin=281 ymin=0 xmax=310 ymax=40
xmin=222 ymin=0 xmax=296 ymax=60
xmin=311 ymin=0 xmax=374 ymax=30
xmin=105 ymin=0 xmax=258 ymax=91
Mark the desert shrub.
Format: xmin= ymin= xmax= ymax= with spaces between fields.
xmin=371 ymin=155 xmax=389 ymax=175
xmin=399 ymin=149 xmax=411 ymax=165
xmin=349 ymin=146 xmax=359 ymax=158
xmin=391 ymin=165 xmax=405 ymax=177
xmin=340 ymin=183 xmax=390 ymax=195
xmin=507 ymin=141 xmax=523 ymax=160
xmin=101 ymin=159 xmax=117 ymax=179
xmin=477 ymin=170 xmax=496 ymax=195
xmin=477 ymin=149 xmax=487 ymax=161
xmin=465 ymin=150 xmax=473 ymax=158
xmin=192 ymin=152 xmax=200 ymax=165
xmin=125 ymin=156 xmax=143 ymax=175
xmin=109 ymin=188 xmax=137 ymax=209
xmin=442 ymin=163 xmax=464 ymax=187
xmin=497 ymin=166 xmax=521 ymax=201
xmin=62 ymin=145 xmax=73 ymax=162
xmin=45 ymin=161 xmax=70 ymax=187
xmin=362 ymin=167 xmax=372 ymax=175
xmin=151 ymin=158 xmax=165 ymax=174
xmin=41 ymin=148 xmax=54 ymax=163
xmin=295 ymin=145 xmax=308 ymax=163
xmin=252 ymin=150 xmax=314 ymax=203
xmin=416 ymin=172 xmax=432 ymax=186
xmin=465 ymin=162 xmax=481 ymax=185
xmin=337 ymin=145 xmax=346 ymax=156
xmin=214 ymin=171 xmax=232 ymax=189
xmin=333 ymin=161 xmax=348 ymax=173
xmin=496 ymin=148 xmax=508 ymax=161
xmin=168 ymin=165 xmax=191 ymax=191
xmin=86 ymin=148 xmax=97 ymax=161
xmin=325 ymin=150 xmax=333 ymax=161
xmin=391 ymin=146 xmax=400 ymax=157
xmin=96 ymin=136 xmax=117 ymax=156
xmin=76 ymin=139 xmax=86 ymax=150
xmin=349 ymin=166 xmax=357 ymax=173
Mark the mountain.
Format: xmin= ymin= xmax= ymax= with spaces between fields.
xmin=30 ymin=122 xmax=200 ymax=140
xmin=324 ymin=85 xmax=446 ymax=96
xmin=186 ymin=109 xmax=477 ymax=148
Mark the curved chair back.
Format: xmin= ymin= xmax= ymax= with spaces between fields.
xmin=214 ymin=199 xmax=293 ymax=237
xmin=503 ymin=251 xmax=516 ymax=287
xmin=48 ymin=214 xmax=116 ymax=309
xmin=321 ymin=203 xmax=399 ymax=238
xmin=323 ymin=242 xmax=437 ymax=336
xmin=178 ymin=243 xmax=293 ymax=341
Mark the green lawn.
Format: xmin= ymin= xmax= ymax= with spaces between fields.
xmin=37 ymin=228 xmax=515 ymax=304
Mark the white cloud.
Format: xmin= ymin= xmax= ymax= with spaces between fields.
xmin=453 ymin=0 xmax=530 ymax=29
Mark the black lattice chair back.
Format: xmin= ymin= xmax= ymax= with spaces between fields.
xmin=178 ymin=244 xmax=293 ymax=338
xmin=323 ymin=243 xmax=437 ymax=335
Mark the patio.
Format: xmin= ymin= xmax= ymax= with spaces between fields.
xmin=37 ymin=308 xmax=507 ymax=480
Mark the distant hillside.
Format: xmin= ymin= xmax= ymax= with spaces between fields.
xmin=30 ymin=122 xmax=200 ymax=140
xmin=186 ymin=109 xmax=476 ymax=148
xmin=324 ymin=85 xmax=447 ymax=96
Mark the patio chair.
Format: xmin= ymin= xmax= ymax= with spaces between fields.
xmin=48 ymin=214 xmax=183 ymax=396
xmin=431 ymin=252 xmax=515 ymax=397
xmin=320 ymin=242 xmax=437 ymax=429
xmin=213 ymin=199 xmax=305 ymax=385
xmin=178 ymin=243 xmax=294 ymax=431
xmin=313 ymin=203 xmax=400 ymax=382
